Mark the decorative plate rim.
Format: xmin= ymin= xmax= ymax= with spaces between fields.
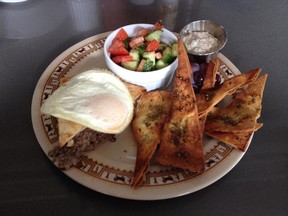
xmin=31 ymin=32 xmax=250 ymax=200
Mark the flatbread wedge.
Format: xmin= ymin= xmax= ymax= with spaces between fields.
xmin=131 ymin=91 xmax=172 ymax=188
xmin=156 ymin=38 xmax=205 ymax=173
xmin=205 ymin=74 xmax=267 ymax=133
xmin=202 ymin=58 xmax=220 ymax=90
xmin=205 ymin=74 xmax=267 ymax=151
xmin=198 ymin=59 xmax=220 ymax=133
xmin=205 ymin=123 xmax=263 ymax=151
xmin=122 ymin=81 xmax=147 ymax=105
xmin=196 ymin=68 xmax=261 ymax=118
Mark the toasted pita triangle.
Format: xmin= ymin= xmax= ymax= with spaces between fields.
xmin=205 ymin=131 xmax=252 ymax=151
xmin=122 ymin=81 xmax=147 ymax=104
xmin=205 ymin=123 xmax=263 ymax=151
xmin=205 ymin=74 xmax=267 ymax=133
xmin=58 ymin=118 xmax=86 ymax=147
xmin=204 ymin=74 xmax=267 ymax=151
xmin=196 ymin=68 xmax=261 ymax=118
xmin=202 ymin=58 xmax=220 ymax=90
xmin=198 ymin=114 xmax=207 ymax=134
xmin=198 ymin=59 xmax=220 ymax=133
xmin=156 ymin=38 xmax=205 ymax=173
xmin=131 ymin=91 xmax=172 ymax=188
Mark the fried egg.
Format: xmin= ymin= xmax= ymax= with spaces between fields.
xmin=41 ymin=68 xmax=134 ymax=134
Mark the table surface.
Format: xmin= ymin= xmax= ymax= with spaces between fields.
xmin=1 ymin=0 xmax=287 ymax=215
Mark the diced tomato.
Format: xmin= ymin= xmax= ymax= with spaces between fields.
xmin=115 ymin=28 xmax=129 ymax=41
xmin=108 ymin=46 xmax=129 ymax=56
xmin=145 ymin=39 xmax=160 ymax=52
xmin=136 ymin=59 xmax=146 ymax=71
xmin=153 ymin=20 xmax=164 ymax=30
xmin=155 ymin=52 xmax=162 ymax=59
xmin=112 ymin=55 xmax=133 ymax=64
xmin=108 ymin=39 xmax=126 ymax=55
xmin=136 ymin=28 xmax=150 ymax=37
xmin=129 ymin=36 xmax=145 ymax=49
xmin=111 ymin=38 xmax=125 ymax=48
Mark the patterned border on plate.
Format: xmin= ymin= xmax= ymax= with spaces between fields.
xmin=74 ymin=141 xmax=232 ymax=187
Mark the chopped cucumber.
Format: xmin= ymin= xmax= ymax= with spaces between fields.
xmin=129 ymin=49 xmax=140 ymax=61
xmin=123 ymin=37 xmax=131 ymax=49
xmin=156 ymin=59 xmax=168 ymax=70
xmin=142 ymin=60 xmax=154 ymax=72
xmin=171 ymin=42 xmax=178 ymax=57
xmin=142 ymin=51 xmax=156 ymax=66
xmin=162 ymin=46 xmax=174 ymax=63
xmin=158 ymin=43 xmax=168 ymax=52
xmin=137 ymin=44 xmax=146 ymax=55
xmin=121 ymin=60 xmax=139 ymax=71
xmin=145 ymin=30 xmax=163 ymax=42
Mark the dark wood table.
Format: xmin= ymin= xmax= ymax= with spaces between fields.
xmin=1 ymin=0 xmax=287 ymax=215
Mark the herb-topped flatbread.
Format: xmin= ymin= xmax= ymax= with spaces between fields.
xmin=156 ymin=39 xmax=205 ymax=173
xmin=204 ymin=74 xmax=268 ymax=151
xmin=131 ymin=91 xmax=172 ymax=188
xmin=196 ymin=68 xmax=261 ymax=118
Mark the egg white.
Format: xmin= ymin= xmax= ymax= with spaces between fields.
xmin=41 ymin=69 xmax=134 ymax=134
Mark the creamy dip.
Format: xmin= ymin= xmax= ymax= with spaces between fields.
xmin=182 ymin=31 xmax=220 ymax=54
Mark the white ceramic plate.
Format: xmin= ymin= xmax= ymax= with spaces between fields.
xmin=31 ymin=32 xmax=251 ymax=200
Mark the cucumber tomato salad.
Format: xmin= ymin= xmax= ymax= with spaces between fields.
xmin=107 ymin=21 xmax=178 ymax=72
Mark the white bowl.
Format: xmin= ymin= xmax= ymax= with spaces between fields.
xmin=104 ymin=23 xmax=178 ymax=91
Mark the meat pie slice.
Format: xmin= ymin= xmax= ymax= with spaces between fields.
xmin=58 ymin=118 xmax=86 ymax=147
